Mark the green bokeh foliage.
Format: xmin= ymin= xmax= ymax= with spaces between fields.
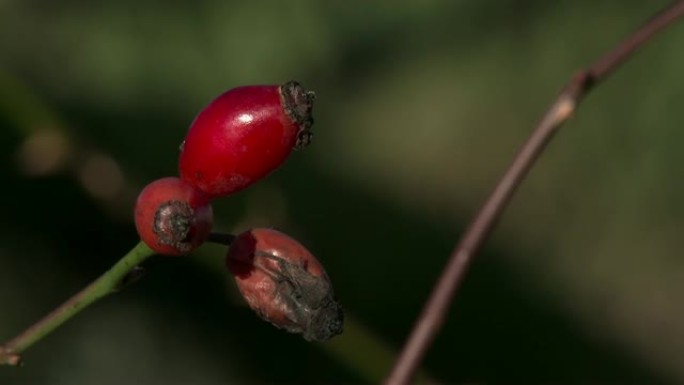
xmin=1 ymin=0 xmax=683 ymax=383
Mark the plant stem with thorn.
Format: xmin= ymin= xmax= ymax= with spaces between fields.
xmin=0 ymin=241 xmax=155 ymax=366
xmin=0 ymin=233 xmax=238 ymax=366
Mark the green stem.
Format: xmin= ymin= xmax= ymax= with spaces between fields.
xmin=0 ymin=241 xmax=155 ymax=366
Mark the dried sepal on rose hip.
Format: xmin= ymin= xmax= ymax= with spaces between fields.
xmin=179 ymin=81 xmax=315 ymax=199
xmin=134 ymin=177 xmax=213 ymax=256
xmin=226 ymin=228 xmax=343 ymax=341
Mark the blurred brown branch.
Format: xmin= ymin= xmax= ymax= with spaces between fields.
xmin=385 ymin=2 xmax=684 ymax=384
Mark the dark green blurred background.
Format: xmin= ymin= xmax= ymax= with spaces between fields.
xmin=1 ymin=1 xmax=684 ymax=383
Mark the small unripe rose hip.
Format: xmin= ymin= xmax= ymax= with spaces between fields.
xmin=226 ymin=228 xmax=343 ymax=341
xmin=134 ymin=177 xmax=213 ymax=256
xmin=179 ymin=81 xmax=315 ymax=199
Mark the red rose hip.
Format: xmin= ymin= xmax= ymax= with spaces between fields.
xmin=226 ymin=228 xmax=343 ymax=341
xmin=179 ymin=81 xmax=315 ymax=199
xmin=134 ymin=177 xmax=213 ymax=256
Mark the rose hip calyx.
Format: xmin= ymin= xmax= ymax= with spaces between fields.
xmin=279 ymin=81 xmax=315 ymax=149
xmin=153 ymin=200 xmax=194 ymax=253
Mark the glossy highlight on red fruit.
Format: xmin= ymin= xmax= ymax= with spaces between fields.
xmin=226 ymin=228 xmax=343 ymax=341
xmin=179 ymin=81 xmax=314 ymax=199
xmin=134 ymin=177 xmax=213 ymax=256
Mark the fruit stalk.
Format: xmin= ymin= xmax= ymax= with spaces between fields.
xmin=0 ymin=241 xmax=155 ymax=366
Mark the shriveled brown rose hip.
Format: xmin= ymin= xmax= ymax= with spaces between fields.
xmin=226 ymin=228 xmax=343 ymax=341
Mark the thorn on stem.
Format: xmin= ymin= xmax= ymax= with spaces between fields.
xmin=113 ymin=265 xmax=147 ymax=292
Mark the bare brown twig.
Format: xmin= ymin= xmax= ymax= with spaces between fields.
xmin=384 ymin=2 xmax=684 ymax=384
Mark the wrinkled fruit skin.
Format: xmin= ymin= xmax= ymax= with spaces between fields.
xmin=179 ymin=81 xmax=314 ymax=199
xmin=226 ymin=228 xmax=343 ymax=341
xmin=134 ymin=177 xmax=213 ymax=256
